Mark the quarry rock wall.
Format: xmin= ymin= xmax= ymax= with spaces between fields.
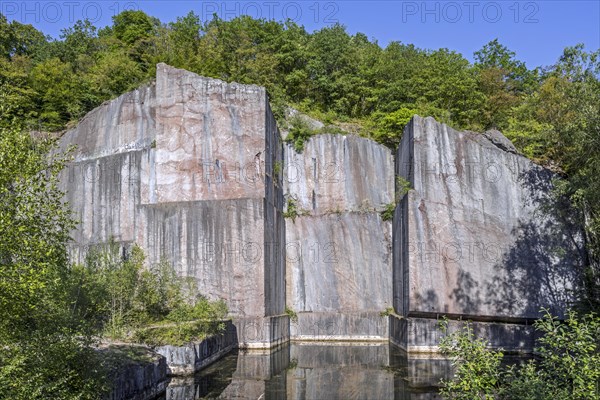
xmin=390 ymin=116 xmax=584 ymax=351
xmin=59 ymin=64 xmax=583 ymax=352
xmin=59 ymin=64 xmax=287 ymax=348
xmin=283 ymin=135 xmax=394 ymax=340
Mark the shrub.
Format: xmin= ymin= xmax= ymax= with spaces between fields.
xmin=438 ymin=319 xmax=503 ymax=399
xmin=439 ymin=310 xmax=600 ymax=400
xmin=285 ymin=306 xmax=298 ymax=322
xmin=369 ymin=107 xmax=417 ymax=149
xmin=395 ymin=176 xmax=411 ymax=202
xmin=284 ymin=197 xmax=300 ymax=221
xmin=79 ymin=243 xmax=229 ymax=344
xmin=380 ymin=203 xmax=396 ymax=221
xmin=285 ymin=115 xmax=318 ymax=153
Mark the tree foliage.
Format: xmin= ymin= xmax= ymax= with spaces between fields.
xmin=0 ymin=12 xmax=546 ymax=136
xmin=439 ymin=311 xmax=600 ymax=399
xmin=0 ymin=111 xmax=105 ymax=398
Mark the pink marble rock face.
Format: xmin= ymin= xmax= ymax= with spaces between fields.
xmin=396 ymin=116 xmax=582 ymax=321
xmin=154 ymin=64 xmax=269 ymax=203
xmin=59 ymin=64 xmax=283 ymax=320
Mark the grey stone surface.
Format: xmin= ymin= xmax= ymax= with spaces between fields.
xmin=389 ymin=315 xmax=537 ymax=353
xmin=59 ymin=64 xmax=286 ymax=348
xmin=284 ymin=134 xmax=394 ymax=340
xmin=155 ymin=321 xmax=237 ymax=375
xmin=233 ymin=315 xmax=290 ymax=349
xmin=393 ymin=116 xmax=583 ymax=322
xmin=290 ymin=311 xmax=389 ymax=341
xmin=483 ymin=129 xmax=518 ymax=154
xmin=284 ymin=135 xmax=394 ymax=214
xmin=286 ymin=212 xmax=393 ymax=313
xmin=103 ymin=345 xmax=169 ymax=400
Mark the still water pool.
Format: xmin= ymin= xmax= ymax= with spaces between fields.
xmin=157 ymin=342 xmax=449 ymax=399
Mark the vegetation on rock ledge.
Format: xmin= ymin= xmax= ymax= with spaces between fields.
xmin=80 ymin=242 xmax=228 ymax=346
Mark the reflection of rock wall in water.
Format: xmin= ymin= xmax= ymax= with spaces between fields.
xmin=59 ymin=64 xmax=583 ymax=352
xmin=162 ymin=344 xmax=449 ymax=399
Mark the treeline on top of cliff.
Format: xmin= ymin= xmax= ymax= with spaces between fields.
xmin=0 ymin=11 xmax=597 ymax=157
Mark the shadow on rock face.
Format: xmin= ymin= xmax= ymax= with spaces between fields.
xmin=483 ymin=166 xmax=585 ymax=319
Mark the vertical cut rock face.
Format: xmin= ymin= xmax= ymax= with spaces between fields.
xmin=393 ymin=116 xmax=584 ymax=325
xmin=59 ymin=64 xmax=287 ymax=348
xmin=284 ymin=135 xmax=394 ymax=340
xmin=284 ymin=134 xmax=394 ymax=214
xmin=59 ymin=63 xmax=583 ymax=352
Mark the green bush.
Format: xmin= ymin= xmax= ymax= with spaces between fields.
xmin=380 ymin=176 xmax=411 ymax=221
xmin=285 ymin=115 xmax=318 ymax=153
xmin=380 ymin=203 xmax=396 ymax=221
xmin=285 ymin=306 xmax=298 ymax=322
xmin=438 ymin=319 xmax=503 ymax=399
xmin=369 ymin=107 xmax=417 ymax=149
xmin=439 ymin=310 xmax=600 ymax=400
xmin=0 ymin=335 xmax=107 ymax=400
xmin=379 ymin=307 xmax=395 ymax=317
xmin=395 ymin=176 xmax=411 ymax=202
xmin=319 ymin=124 xmax=346 ymax=135
xmin=284 ymin=197 xmax=300 ymax=221
xmin=79 ymin=243 xmax=229 ymax=344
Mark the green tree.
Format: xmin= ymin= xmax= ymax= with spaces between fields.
xmin=29 ymin=57 xmax=84 ymax=130
xmin=58 ymin=19 xmax=99 ymax=72
xmin=439 ymin=311 xmax=600 ymax=399
xmin=369 ymin=107 xmax=417 ymax=149
xmin=163 ymin=11 xmax=202 ymax=70
xmin=413 ymin=48 xmax=482 ymax=128
xmin=111 ymin=10 xmax=157 ymax=45
xmin=0 ymin=110 xmax=105 ymax=398
xmin=85 ymin=49 xmax=144 ymax=102
xmin=0 ymin=15 xmax=47 ymax=59
xmin=474 ymin=39 xmax=536 ymax=129
xmin=305 ymin=23 xmax=359 ymax=115
xmin=0 ymin=56 xmax=37 ymax=122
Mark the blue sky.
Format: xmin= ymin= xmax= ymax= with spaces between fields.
xmin=3 ymin=1 xmax=599 ymax=68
